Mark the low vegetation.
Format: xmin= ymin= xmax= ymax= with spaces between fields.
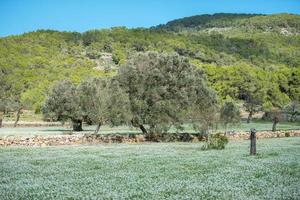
xmin=0 ymin=137 xmax=299 ymax=199
xmin=202 ymin=133 xmax=229 ymax=150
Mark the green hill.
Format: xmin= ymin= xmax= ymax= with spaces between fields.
xmin=157 ymin=13 xmax=300 ymax=35
xmin=0 ymin=13 xmax=299 ymax=112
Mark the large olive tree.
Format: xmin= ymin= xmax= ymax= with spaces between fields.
xmin=42 ymin=80 xmax=83 ymax=131
xmin=118 ymin=52 xmax=218 ymax=139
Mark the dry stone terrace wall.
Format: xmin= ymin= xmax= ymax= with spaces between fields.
xmin=0 ymin=130 xmax=300 ymax=147
xmin=228 ymin=130 xmax=300 ymax=140
xmin=0 ymin=134 xmax=146 ymax=147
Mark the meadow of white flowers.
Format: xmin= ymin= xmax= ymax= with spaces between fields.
xmin=0 ymin=137 xmax=299 ymax=199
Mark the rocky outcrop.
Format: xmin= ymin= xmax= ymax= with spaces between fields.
xmin=0 ymin=130 xmax=299 ymax=147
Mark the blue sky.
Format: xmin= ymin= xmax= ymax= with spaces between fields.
xmin=0 ymin=0 xmax=299 ymax=36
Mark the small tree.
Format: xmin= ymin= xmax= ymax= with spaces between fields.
xmin=0 ymin=97 xmax=20 ymax=128
xmin=188 ymin=71 xmax=219 ymax=134
xmin=0 ymin=92 xmax=21 ymax=128
xmin=269 ymin=107 xmax=283 ymax=132
xmin=244 ymin=96 xmax=263 ymax=124
xmin=239 ymin=69 xmax=266 ymax=123
xmin=220 ymin=100 xmax=240 ymax=134
xmin=42 ymin=80 xmax=83 ymax=131
xmin=284 ymin=101 xmax=300 ymax=122
xmin=78 ymin=77 xmax=130 ymax=134
xmin=0 ymin=69 xmax=24 ymax=128
xmin=263 ymin=88 xmax=289 ymax=131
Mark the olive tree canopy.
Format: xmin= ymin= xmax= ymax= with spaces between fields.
xmin=42 ymin=80 xmax=83 ymax=131
xmin=78 ymin=77 xmax=131 ymax=134
xmin=118 ymin=52 xmax=218 ymax=139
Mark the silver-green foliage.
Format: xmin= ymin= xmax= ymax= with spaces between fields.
xmin=202 ymin=133 xmax=229 ymax=150
xmin=41 ymin=80 xmax=82 ymax=122
xmin=78 ymin=77 xmax=131 ymax=130
xmin=0 ymin=138 xmax=299 ymax=199
xmin=118 ymin=52 xmax=218 ymax=136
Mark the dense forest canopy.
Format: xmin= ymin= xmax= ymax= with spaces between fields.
xmin=0 ymin=13 xmax=299 ymax=115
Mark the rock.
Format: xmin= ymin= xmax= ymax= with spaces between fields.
xmin=135 ymin=135 xmax=145 ymax=142
xmin=191 ymin=136 xmax=199 ymax=143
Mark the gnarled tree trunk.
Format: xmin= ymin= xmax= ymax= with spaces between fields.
xmin=247 ymin=110 xmax=253 ymax=123
xmin=13 ymin=108 xmax=22 ymax=127
xmin=94 ymin=122 xmax=101 ymax=134
xmin=72 ymin=119 xmax=83 ymax=131
xmin=131 ymin=119 xmax=148 ymax=135
xmin=139 ymin=124 xmax=148 ymax=135
xmin=272 ymin=117 xmax=279 ymax=132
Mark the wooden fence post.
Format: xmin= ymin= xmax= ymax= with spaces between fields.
xmin=250 ymin=128 xmax=256 ymax=155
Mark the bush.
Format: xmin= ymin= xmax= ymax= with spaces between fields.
xmin=285 ymin=132 xmax=290 ymax=137
xmin=161 ymin=133 xmax=178 ymax=142
xmin=202 ymin=133 xmax=229 ymax=150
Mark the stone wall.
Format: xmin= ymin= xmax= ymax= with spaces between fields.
xmin=227 ymin=130 xmax=300 ymax=140
xmin=0 ymin=134 xmax=146 ymax=147
xmin=0 ymin=130 xmax=300 ymax=147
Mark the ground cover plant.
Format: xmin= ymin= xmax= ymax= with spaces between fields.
xmin=0 ymin=137 xmax=299 ymax=199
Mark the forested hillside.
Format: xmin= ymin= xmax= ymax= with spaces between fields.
xmin=0 ymin=13 xmax=299 ymax=116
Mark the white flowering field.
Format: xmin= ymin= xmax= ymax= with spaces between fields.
xmin=0 ymin=137 xmax=300 ymax=199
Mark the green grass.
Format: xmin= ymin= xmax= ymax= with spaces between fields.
xmin=0 ymin=125 xmax=141 ymax=137
xmin=1 ymin=121 xmax=300 ymax=137
xmin=225 ymin=120 xmax=300 ymax=132
xmin=3 ymin=111 xmax=43 ymax=122
xmin=1 ymin=137 xmax=300 ymax=199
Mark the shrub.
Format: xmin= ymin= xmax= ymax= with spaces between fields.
xmin=285 ymin=132 xmax=290 ymax=137
xmin=161 ymin=133 xmax=178 ymax=142
xmin=202 ymin=133 xmax=229 ymax=150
